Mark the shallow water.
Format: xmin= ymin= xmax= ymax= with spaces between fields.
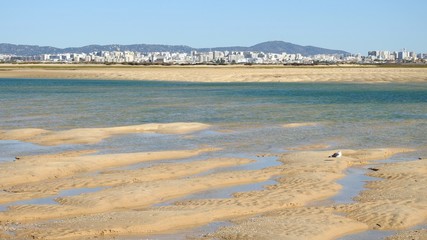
xmin=331 ymin=167 xmax=378 ymax=204
xmin=0 ymin=187 xmax=104 ymax=212
xmin=337 ymin=229 xmax=397 ymax=240
xmin=0 ymin=79 xmax=426 ymax=238
xmin=1 ymin=79 xmax=426 ymax=153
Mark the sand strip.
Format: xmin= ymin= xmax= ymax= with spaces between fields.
xmin=0 ymin=167 xmax=279 ymax=222
xmin=0 ymin=148 xmax=217 ymax=187
xmin=1 ymin=65 xmax=427 ymax=83
xmin=282 ymin=122 xmax=319 ymax=128
xmin=0 ymin=122 xmax=210 ymax=146
xmin=0 ymin=158 xmax=251 ymax=204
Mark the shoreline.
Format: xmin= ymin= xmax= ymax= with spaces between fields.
xmin=1 ymin=84 xmax=426 ymax=239
xmin=1 ymin=125 xmax=424 ymax=239
xmin=1 ymin=64 xmax=427 ymax=83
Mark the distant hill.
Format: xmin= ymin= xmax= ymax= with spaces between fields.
xmin=0 ymin=43 xmax=194 ymax=56
xmin=0 ymin=41 xmax=349 ymax=56
xmin=250 ymin=41 xmax=349 ymax=56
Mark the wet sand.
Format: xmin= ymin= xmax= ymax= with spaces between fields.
xmin=1 ymin=67 xmax=426 ymax=239
xmin=0 ymin=122 xmax=210 ymax=146
xmin=386 ymin=229 xmax=427 ymax=240
xmin=282 ymin=122 xmax=319 ymax=128
xmin=1 ymin=64 xmax=427 ymax=83
xmin=336 ymin=158 xmax=427 ymax=230
xmin=211 ymin=152 xmax=426 ymax=240
xmin=1 ymin=135 xmax=424 ymax=239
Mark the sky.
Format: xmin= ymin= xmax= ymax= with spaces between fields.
xmin=2 ymin=0 xmax=426 ymax=54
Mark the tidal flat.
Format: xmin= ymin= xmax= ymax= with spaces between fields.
xmin=0 ymin=76 xmax=426 ymax=239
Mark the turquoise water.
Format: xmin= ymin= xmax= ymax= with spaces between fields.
xmin=1 ymin=79 xmax=426 ymax=129
xmin=0 ymin=78 xmax=426 ymax=238
xmin=1 ymin=78 xmax=426 ymax=155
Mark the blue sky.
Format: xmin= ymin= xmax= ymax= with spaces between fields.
xmin=2 ymin=0 xmax=426 ymax=54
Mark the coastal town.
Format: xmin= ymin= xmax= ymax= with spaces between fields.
xmin=0 ymin=49 xmax=425 ymax=65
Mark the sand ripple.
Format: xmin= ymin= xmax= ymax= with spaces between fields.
xmin=336 ymin=159 xmax=427 ymax=230
xmin=2 ymin=148 xmax=414 ymax=239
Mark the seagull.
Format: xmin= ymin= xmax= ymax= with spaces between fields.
xmin=329 ymin=151 xmax=342 ymax=158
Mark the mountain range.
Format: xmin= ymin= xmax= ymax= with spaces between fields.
xmin=0 ymin=41 xmax=349 ymax=56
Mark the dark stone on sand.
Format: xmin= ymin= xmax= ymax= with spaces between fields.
xmin=368 ymin=168 xmax=380 ymax=171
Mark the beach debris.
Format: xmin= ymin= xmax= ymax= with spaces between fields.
xmin=368 ymin=167 xmax=380 ymax=171
xmin=418 ymin=157 xmax=422 ymax=160
xmin=328 ymin=151 xmax=342 ymax=158
xmin=14 ymin=156 xmax=20 ymax=160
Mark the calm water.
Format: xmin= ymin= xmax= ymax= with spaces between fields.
xmin=1 ymin=79 xmax=426 ymax=128
xmin=0 ymin=78 xmax=426 ymax=238
xmin=0 ymin=78 xmax=426 ymax=157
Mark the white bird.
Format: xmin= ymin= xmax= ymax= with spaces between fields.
xmin=329 ymin=151 xmax=342 ymax=158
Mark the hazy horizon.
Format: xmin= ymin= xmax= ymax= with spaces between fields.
xmin=2 ymin=0 xmax=427 ymax=54
xmin=0 ymin=40 xmax=350 ymax=52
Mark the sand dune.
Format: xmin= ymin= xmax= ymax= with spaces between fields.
xmin=1 ymin=65 xmax=427 ymax=83
xmin=0 ymin=122 xmax=210 ymax=145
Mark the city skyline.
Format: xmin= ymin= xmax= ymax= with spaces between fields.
xmin=2 ymin=0 xmax=426 ymax=54
xmin=2 ymin=45 xmax=423 ymax=65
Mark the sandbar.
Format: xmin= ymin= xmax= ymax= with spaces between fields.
xmin=282 ymin=122 xmax=319 ymax=128
xmin=0 ymin=122 xmax=210 ymax=146
xmin=0 ymin=147 xmax=216 ymax=188
xmin=0 ymin=157 xmax=250 ymax=205
xmin=1 ymin=64 xmax=427 ymax=83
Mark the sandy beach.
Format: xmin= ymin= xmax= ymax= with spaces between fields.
xmin=0 ymin=123 xmax=425 ymax=239
xmin=1 ymin=72 xmax=426 ymax=239
xmin=1 ymin=64 xmax=427 ymax=83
